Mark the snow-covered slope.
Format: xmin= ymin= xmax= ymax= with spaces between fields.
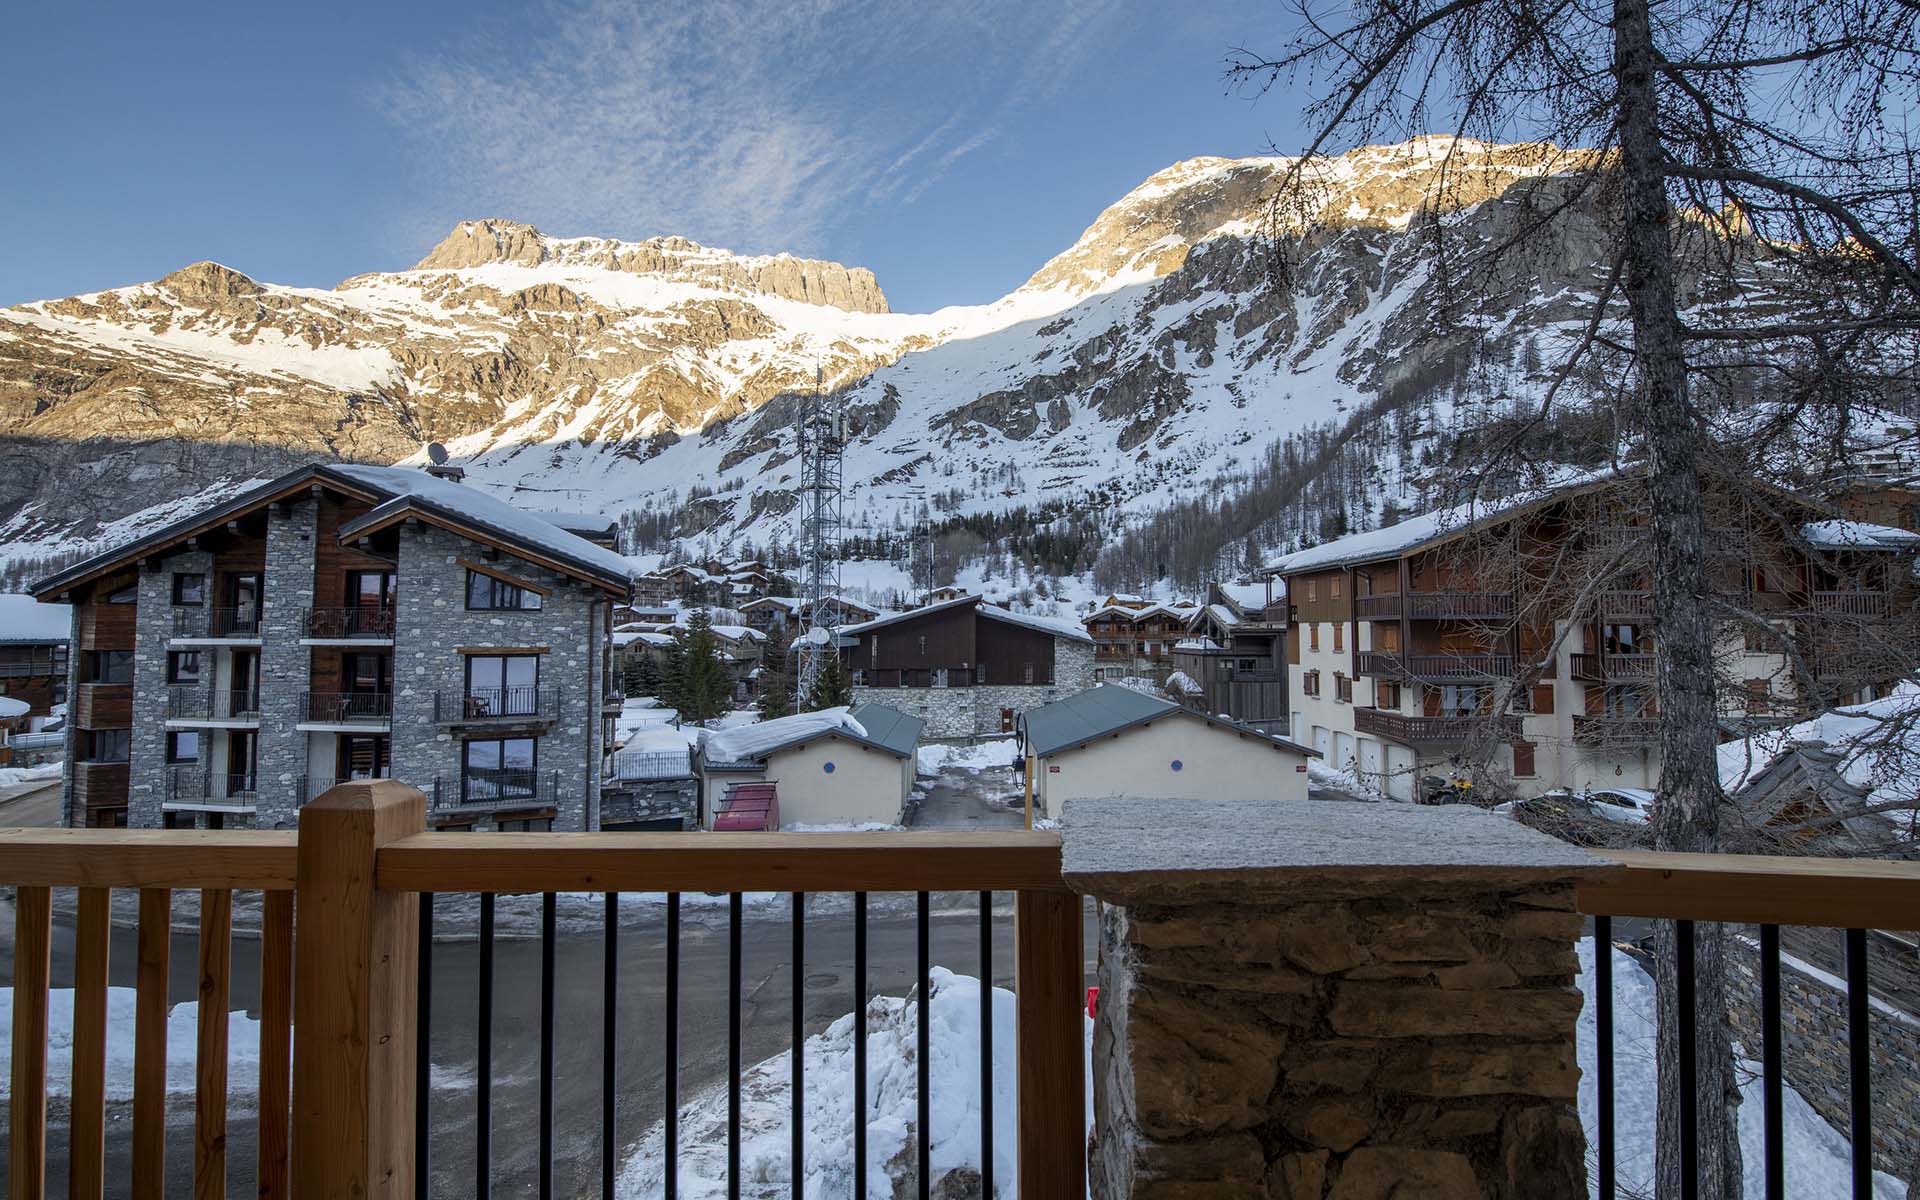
xmin=0 ymin=137 xmax=1685 ymax=567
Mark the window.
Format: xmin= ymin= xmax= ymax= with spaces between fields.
xmin=85 ymin=729 xmax=130 ymax=762
xmin=1331 ymin=576 xmax=1343 ymax=599
xmin=975 ymin=664 xmax=988 ymax=685
xmin=1305 ymin=579 xmax=1318 ymax=602
xmin=1334 ymin=673 xmax=1353 ymax=704
xmin=165 ymin=731 xmax=200 ymax=763
xmin=466 ymin=570 xmax=543 ymax=611
xmin=1512 ymin=742 xmax=1537 ymax=778
xmin=167 ymin=651 xmax=201 ymax=684
xmin=1531 ymin=683 xmax=1555 ymax=715
xmin=86 ymin=650 xmax=134 ymax=685
xmin=463 ymin=737 xmax=537 ymax=802
xmin=339 ymin=735 xmax=390 ymax=780
xmin=466 ymin=654 xmax=540 ymax=716
xmin=343 ymin=652 xmax=389 ymax=694
xmin=1332 ymin=624 xmax=1343 ymax=652
xmin=497 ymin=817 xmax=552 ymax=832
xmin=1375 ymin=681 xmax=1401 ymax=710
xmin=106 ymin=584 xmax=137 ymax=605
xmin=348 ymin=571 xmax=394 ymax=608
xmin=917 ymin=635 xmax=928 ymax=655
xmin=1309 ymin=624 xmax=1320 ymax=652
xmin=172 ymin=573 xmax=205 ymax=606
xmin=1303 ymin=669 xmax=1321 ymax=698
xmin=1023 ymin=661 xmax=1036 ymax=684
xmin=1437 ymin=685 xmax=1485 ymax=718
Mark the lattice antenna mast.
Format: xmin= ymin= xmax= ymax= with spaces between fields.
xmin=794 ymin=367 xmax=846 ymax=704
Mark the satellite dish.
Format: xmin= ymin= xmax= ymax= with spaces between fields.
xmin=427 ymin=442 xmax=449 ymax=466
xmin=803 ymin=626 xmax=831 ymax=646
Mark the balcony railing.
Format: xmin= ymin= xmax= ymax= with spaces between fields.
xmin=433 ymin=686 xmax=557 ymax=724
xmin=166 ymin=767 xmax=258 ymax=807
xmin=1572 ymin=713 xmax=1663 ymax=745
xmin=430 ymin=769 xmax=561 ymax=811
xmin=70 ymin=760 xmax=128 ymax=811
xmin=300 ymin=692 xmax=394 ymax=725
xmin=1810 ymin=590 xmax=1891 ymax=618
xmin=0 ymin=647 xmax=66 ymax=677
xmin=173 ymin=607 xmax=261 ymax=638
xmin=1353 ymin=708 xmax=1521 ymax=743
xmin=166 ymin=685 xmax=261 ymax=722
xmin=1354 ymin=591 xmax=1515 ymax=620
xmin=1356 ymin=651 xmax=1513 ymax=679
xmin=1597 ymin=589 xmax=1654 ymax=619
xmin=1570 ymin=652 xmax=1657 ymax=682
xmin=304 ymin=605 xmax=397 ymax=639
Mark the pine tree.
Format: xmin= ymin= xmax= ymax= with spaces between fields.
xmin=757 ymin=631 xmax=795 ymax=719
xmin=629 ymin=655 xmax=662 ymax=699
xmin=676 ymin=609 xmax=733 ymax=724
xmin=658 ymin=637 xmax=688 ymax=717
xmin=804 ymin=650 xmax=853 ymax=712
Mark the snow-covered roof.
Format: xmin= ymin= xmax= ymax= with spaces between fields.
xmin=1261 ymin=467 xmax=1624 ymax=576
xmin=1175 ymin=637 xmax=1223 ymax=651
xmin=1219 ymin=580 xmax=1278 ymax=610
xmin=740 ymin=595 xmax=803 ymax=611
xmin=0 ymin=695 xmax=30 ymax=719
xmin=522 ymin=510 xmax=616 ymax=542
xmin=0 ymin=594 xmax=71 ymax=644
xmin=1166 ymin=670 xmax=1204 ymax=696
xmin=698 ymin=705 xmax=913 ymax=768
xmin=1021 ymin=684 xmax=1316 ymax=758
xmin=1800 ymin=520 xmax=1920 ymax=552
xmin=980 ymin=604 xmax=1095 ymax=643
xmin=1719 ymin=685 xmax=1920 ymax=840
xmin=1204 ymin=604 xmax=1239 ymax=629
xmin=709 ymin=624 xmax=767 ymax=642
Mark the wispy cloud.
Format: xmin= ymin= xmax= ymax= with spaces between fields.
xmin=377 ymin=0 xmax=1127 ymax=260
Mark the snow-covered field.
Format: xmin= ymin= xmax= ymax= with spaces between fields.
xmin=915 ymin=738 xmax=1019 ymax=775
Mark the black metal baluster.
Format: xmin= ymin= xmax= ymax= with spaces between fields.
xmin=1595 ymin=915 xmax=1614 ymax=1200
xmin=666 ymin=893 xmax=680 ymax=1198
xmin=980 ymin=890 xmax=994 ymax=1199
xmin=603 ymin=892 xmax=618 ymax=1200
xmin=792 ymin=893 xmax=805 ymax=1199
xmin=1761 ymin=924 xmax=1783 ymax=1200
xmin=416 ymin=892 xmax=434 ymax=1199
xmin=730 ymin=892 xmax=743 ymax=1200
xmin=854 ymin=891 xmax=868 ymax=1200
xmin=540 ymin=892 xmax=557 ymax=1200
xmin=478 ymin=892 xmax=494 ymax=1200
xmin=1847 ymin=927 xmax=1872 ymax=1199
xmin=1678 ymin=919 xmax=1698 ymax=1200
xmin=918 ymin=890 xmax=930 ymax=1200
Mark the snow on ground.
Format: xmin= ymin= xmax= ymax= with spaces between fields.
xmin=1307 ymin=757 xmax=1388 ymax=801
xmin=916 ymin=738 xmax=1019 ymax=775
xmin=0 ymin=761 xmax=61 ymax=789
xmin=616 ymin=968 xmax=1090 ymax=1199
xmin=0 ymin=988 xmax=262 ymax=1104
xmin=1577 ymin=939 xmax=1905 ymax=1199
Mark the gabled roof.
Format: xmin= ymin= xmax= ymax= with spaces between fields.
xmin=700 ymin=703 xmax=921 ymax=769
xmin=847 ymin=703 xmax=926 ymax=757
xmin=1020 ymin=684 xmax=1319 ymax=759
xmin=33 ymin=462 xmax=633 ymax=599
xmin=834 ymin=594 xmax=1092 ymax=642
xmin=0 ymin=595 xmax=71 ymax=644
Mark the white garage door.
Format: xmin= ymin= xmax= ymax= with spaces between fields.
xmin=1357 ymin=738 xmax=1383 ymax=787
xmin=1385 ymin=745 xmax=1417 ymax=801
xmin=1312 ymin=725 xmax=1331 ymax=759
xmin=1334 ymin=733 xmax=1357 ymax=774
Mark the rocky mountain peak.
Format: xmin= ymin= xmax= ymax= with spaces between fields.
xmin=156 ymin=261 xmax=265 ymax=304
xmin=409 ymin=219 xmax=889 ymax=314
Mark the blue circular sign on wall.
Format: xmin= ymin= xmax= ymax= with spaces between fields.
xmin=823 ymin=761 xmax=836 ymax=774
xmin=1170 ymin=759 xmax=1183 ymax=772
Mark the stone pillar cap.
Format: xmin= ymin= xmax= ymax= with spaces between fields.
xmin=1061 ymin=796 xmax=1619 ymax=904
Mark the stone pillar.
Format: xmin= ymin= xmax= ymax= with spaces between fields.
xmin=1063 ymin=797 xmax=1612 ymax=1200
xmin=257 ymin=497 xmax=319 ymax=827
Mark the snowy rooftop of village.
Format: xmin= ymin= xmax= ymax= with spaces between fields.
xmin=0 ymin=594 xmax=71 ymax=643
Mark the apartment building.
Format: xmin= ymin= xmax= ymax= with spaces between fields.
xmin=1169 ymin=581 xmax=1289 ymax=730
xmin=32 ymin=463 xmax=630 ymax=831
xmin=1265 ymin=471 xmax=1917 ymax=801
xmin=1084 ymin=599 xmax=1200 ymax=679
xmin=0 ymin=594 xmax=71 ymax=727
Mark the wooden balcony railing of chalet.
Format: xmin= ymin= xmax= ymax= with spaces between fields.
xmin=0 ymin=646 xmax=65 ymax=677
xmin=0 ymin=782 xmax=1086 ymax=1199
xmin=68 ymin=760 xmax=127 ymax=810
xmin=1355 ymin=651 xmax=1514 ymax=680
xmin=1353 ymin=708 xmax=1522 ymax=744
xmin=302 ymin=606 xmax=397 ymax=639
xmin=1597 ymin=589 xmax=1654 ymax=619
xmin=8 ymin=795 xmax=1918 ymax=1196
xmin=72 ymin=683 xmax=131 ymax=729
xmin=1572 ymin=713 xmax=1664 ymax=745
xmin=1811 ymin=590 xmax=1892 ymax=618
xmin=1352 ymin=591 xmax=1516 ymax=620
xmin=1569 ymin=652 xmax=1658 ymax=682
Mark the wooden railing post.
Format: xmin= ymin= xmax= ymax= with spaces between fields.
xmin=292 ymin=780 xmax=425 ymax=1199
xmin=1016 ymin=887 xmax=1086 ymax=1198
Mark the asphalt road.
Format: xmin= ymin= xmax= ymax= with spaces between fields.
xmin=1 ymin=891 xmax=1099 ymax=1199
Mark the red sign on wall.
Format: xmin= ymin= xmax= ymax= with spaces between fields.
xmin=1048 ymin=765 xmax=1061 ymax=773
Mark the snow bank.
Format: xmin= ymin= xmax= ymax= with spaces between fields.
xmin=0 ymin=988 xmax=261 ymax=1103
xmin=705 ymin=708 xmax=866 ymax=763
xmin=617 ymin=968 xmax=1089 ymax=1199
xmin=1577 ymin=940 xmax=1906 ymax=1199
xmin=917 ymin=739 xmax=1019 ymax=775
xmin=0 ymin=761 xmax=62 ymax=788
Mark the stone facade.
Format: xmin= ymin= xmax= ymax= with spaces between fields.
xmin=850 ymin=637 xmax=1097 ymax=740
xmin=1064 ymin=797 xmax=1602 ymax=1200
xmin=1727 ymin=931 xmax=1920 ymax=1190
xmin=388 ymin=523 xmax=608 ymax=831
xmin=128 ymin=553 xmax=208 ymax=827
xmin=256 ymin=498 xmax=319 ymax=820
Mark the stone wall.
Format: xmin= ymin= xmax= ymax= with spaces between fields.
xmin=388 ymin=524 xmax=605 ymax=830
xmin=128 ymin=554 xmax=207 ymax=827
xmin=1066 ymin=797 xmax=1603 ymax=1200
xmin=849 ymin=636 xmax=1098 ymax=740
xmin=1726 ymin=931 xmax=1920 ymax=1189
xmin=254 ymin=497 xmax=319 ymax=826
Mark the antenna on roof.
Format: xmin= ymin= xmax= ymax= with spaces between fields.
xmin=423 ymin=442 xmax=465 ymax=482
xmin=427 ymin=442 xmax=449 ymax=465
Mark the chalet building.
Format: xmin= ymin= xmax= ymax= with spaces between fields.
xmin=1264 ymin=471 xmax=1918 ymax=801
xmin=1169 ymin=581 xmax=1289 ymax=730
xmin=841 ymin=595 xmax=1096 ymax=739
xmin=0 ymin=594 xmax=72 ymax=727
xmin=928 ymin=585 xmax=969 ymax=604
xmin=1084 ymin=601 xmax=1200 ymax=679
xmin=31 ymin=463 xmax=629 ymax=831
xmin=739 ymin=594 xmax=881 ymax=636
xmin=696 ymin=703 xmax=923 ymax=829
xmin=1018 ymin=685 xmax=1316 ymax=815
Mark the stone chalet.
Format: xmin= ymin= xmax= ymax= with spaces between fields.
xmin=841 ymin=595 xmax=1095 ymax=740
xmin=31 ymin=462 xmax=630 ymax=831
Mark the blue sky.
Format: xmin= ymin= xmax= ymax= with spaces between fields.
xmin=0 ymin=2 xmax=1311 ymax=313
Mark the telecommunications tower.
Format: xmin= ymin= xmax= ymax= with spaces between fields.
xmin=793 ymin=369 xmax=846 ymax=703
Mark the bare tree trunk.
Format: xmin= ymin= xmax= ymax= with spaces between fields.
xmin=1612 ymin=1 xmax=1744 ymax=1196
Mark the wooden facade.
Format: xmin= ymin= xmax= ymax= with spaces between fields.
xmin=845 ymin=599 xmax=1060 ymax=687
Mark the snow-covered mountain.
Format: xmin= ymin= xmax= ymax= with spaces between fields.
xmin=0 ymin=138 xmax=1648 ymax=568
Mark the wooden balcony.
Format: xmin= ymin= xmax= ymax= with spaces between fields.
xmin=1810 ymin=590 xmax=1891 ymax=618
xmin=1597 ymin=590 xmax=1653 ymax=619
xmin=1572 ymin=714 xmax=1663 ymax=746
xmin=2 ymin=791 xmax=1915 ymax=1195
xmin=70 ymin=760 xmax=128 ymax=811
xmin=73 ymin=682 xmax=131 ymax=728
xmin=1570 ymin=652 xmax=1657 ymax=682
xmin=1354 ymin=592 xmax=1515 ymax=620
xmin=1357 ymin=651 xmax=1513 ymax=680
xmin=1354 ymin=708 xmax=1521 ymax=744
